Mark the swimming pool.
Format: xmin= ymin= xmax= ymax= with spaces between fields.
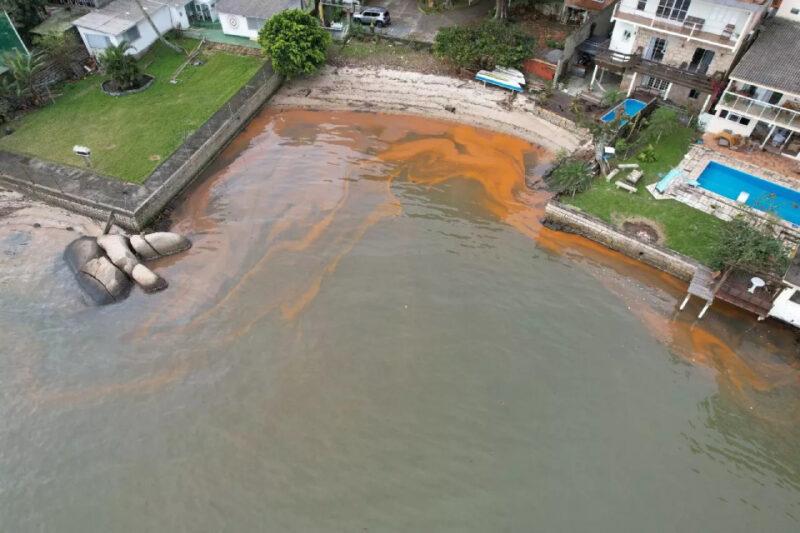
xmin=599 ymin=98 xmax=647 ymax=126
xmin=697 ymin=161 xmax=800 ymax=225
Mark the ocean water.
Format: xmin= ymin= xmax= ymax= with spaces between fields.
xmin=1 ymin=110 xmax=799 ymax=532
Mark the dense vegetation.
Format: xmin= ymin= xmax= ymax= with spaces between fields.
xmin=258 ymin=9 xmax=331 ymax=78
xmin=433 ymin=20 xmax=535 ymax=71
xmin=709 ymin=216 xmax=790 ymax=276
xmin=99 ymin=42 xmax=143 ymax=91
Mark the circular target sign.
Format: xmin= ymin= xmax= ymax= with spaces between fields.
xmin=228 ymin=16 xmax=239 ymax=28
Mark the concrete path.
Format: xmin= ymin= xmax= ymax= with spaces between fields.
xmin=361 ymin=0 xmax=493 ymax=43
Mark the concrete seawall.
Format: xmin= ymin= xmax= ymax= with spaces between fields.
xmin=0 ymin=63 xmax=283 ymax=231
xmin=543 ymin=201 xmax=700 ymax=282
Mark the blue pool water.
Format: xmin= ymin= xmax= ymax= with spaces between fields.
xmin=600 ymin=98 xmax=647 ymax=126
xmin=697 ymin=161 xmax=800 ymax=225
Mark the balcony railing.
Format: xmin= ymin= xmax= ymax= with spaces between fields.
xmin=594 ymin=47 xmax=715 ymax=92
xmin=613 ymin=0 xmax=742 ymax=48
xmin=719 ymin=92 xmax=800 ymax=132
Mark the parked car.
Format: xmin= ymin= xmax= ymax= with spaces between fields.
xmin=353 ymin=7 xmax=391 ymax=27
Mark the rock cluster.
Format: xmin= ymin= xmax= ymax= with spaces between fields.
xmin=64 ymin=232 xmax=191 ymax=305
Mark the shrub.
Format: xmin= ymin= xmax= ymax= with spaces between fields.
xmin=546 ymin=159 xmax=593 ymax=196
xmin=433 ymin=20 xmax=535 ymax=71
xmin=601 ymin=89 xmax=623 ymax=108
xmin=636 ymin=144 xmax=656 ymax=163
xmin=258 ymin=9 xmax=331 ymax=78
xmin=99 ymin=42 xmax=142 ymax=91
xmin=546 ymin=39 xmax=565 ymax=50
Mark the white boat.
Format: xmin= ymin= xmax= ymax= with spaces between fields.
xmin=493 ymin=66 xmax=526 ymax=86
xmin=476 ymin=70 xmax=523 ymax=92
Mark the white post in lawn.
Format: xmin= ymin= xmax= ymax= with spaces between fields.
xmin=627 ymin=72 xmax=637 ymax=97
xmin=760 ymin=124 xmax=777 ymax=149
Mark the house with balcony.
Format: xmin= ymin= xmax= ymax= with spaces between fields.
xmin=590 ymin=0 xmax=769 ymax=111
xmin=707 ymin=13 xmax=800 ymax=160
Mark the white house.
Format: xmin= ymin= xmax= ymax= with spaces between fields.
xmin=73 ymin=0 xmax=192 ymax=56
xmin=217 ymin=0 xmax=302 ymax=40
xmin=706 ymin=13 xmax=800 ymax=159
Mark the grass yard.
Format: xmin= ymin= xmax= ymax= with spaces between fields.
xmin=564 ymin=124 xmax=726 ymax=265
xmin=0 ymin=39 xmax=263 ymax=183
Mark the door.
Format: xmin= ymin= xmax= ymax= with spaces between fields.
xmin=688 ymin=48 xmax=714 ymax=74
xmin=644 ymin=37 xmax=667 ymax=62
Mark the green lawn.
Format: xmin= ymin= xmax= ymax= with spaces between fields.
xmin=0 ymin=39 xmax=263 ymax=183
xmin=563 ymin=125 xmax=726 ymax=265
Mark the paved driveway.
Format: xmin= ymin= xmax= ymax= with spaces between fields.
xmin=360 ymin=0 xmax=493 ymax=43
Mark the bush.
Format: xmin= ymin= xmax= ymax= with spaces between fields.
xmin=637 ymin=144 xmax=656 ymax=163
xmin=258 ymin=9 xmax=331 ymax=78
xmin=601 ymin=88 xmax=623 ymax=108
xmin=99 ymin=42 xmax=142 ymax=91
xmin=433 ymin=20 xmax=535 ymax=71
xmin=546 ymin=159 xmax=593 ymax=196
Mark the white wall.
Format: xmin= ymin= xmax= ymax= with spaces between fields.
xmin=609 ymin=20 xmax=637 ymax=54
xmin=706 ymin=110 xmax=758 ymax=136
xmin=777 ymin=0 xmax=800 ymax=21
xmin=219 ymin=12 xmax=262 ymax=39
xmin=769 ymin=287 xmax=800 ymax=327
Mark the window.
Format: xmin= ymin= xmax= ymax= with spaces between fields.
xmin=688 ymin=89 xmax=699 ymax=99
xmin=645 ymin=76 xmax=670 ymax=91
xmin=85 ymin=32 xmax=111 ymax=49
xmin=725 ymin=113 xmax=750 ymax=125
xmin=246 ymin=17 xmax=264 ymax=31
xmin=644 ymin=37 xmax=667 ymax=62
xmin=688 ymin=47 xmax=714 ymax=75
xmin=791 ymin=8 xmax=799 ymax=15
xmin=122 ymin=24 xmax=140 ymax=44
xmin=637 ymin=0 xmax=647 ymax=9
xmin=656 ymin=0 xmax=691 ymax=22
xmin=719 ymin=110 xmax=728 ymax=119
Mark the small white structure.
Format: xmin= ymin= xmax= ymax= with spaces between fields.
xmin=217 ymin=0 xmax=302 ymax=40
xmin=74 ymin=0 xmax=192 ymax=57
xmin=769 ymin=254 xmax=800 ymax=327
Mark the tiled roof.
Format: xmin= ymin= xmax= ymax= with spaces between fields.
xmin=731 ymin=17 xmax=800 ymax=96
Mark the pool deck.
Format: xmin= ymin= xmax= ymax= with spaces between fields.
xmin=701 ymin=133 xmax=800 ymax=179
xmin=661 ymin=145 xmax=800 ymax=242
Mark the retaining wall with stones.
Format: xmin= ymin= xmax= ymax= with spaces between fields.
xmin=543 ymin=201 xmax=700 ymax=282
xmin=0 ymin=62 xmax=283 ymax=231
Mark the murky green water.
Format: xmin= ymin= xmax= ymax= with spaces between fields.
xmin=1 ymin=110 xmax=799 ymax=531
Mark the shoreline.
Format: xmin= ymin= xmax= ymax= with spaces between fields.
xmin=270 ymin=66 xmax=591 ymax=154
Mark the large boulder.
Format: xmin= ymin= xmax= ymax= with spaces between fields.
xmin=64 ymin=237 xmax=132 ymax=305
xmin=97 ymin=234 xmax=167 ymax=293
xmin=130 ymin=232 xmax=192 ymax=261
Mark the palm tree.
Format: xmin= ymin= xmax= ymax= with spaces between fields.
xmin=1 ymin=50 xmax=46 ymax=108
xmin=99 ymin=42 xmax=142 ymax=91
xmin=132 ymin=0 xmax=186 ymax=55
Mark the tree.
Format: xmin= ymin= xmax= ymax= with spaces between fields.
xmin=99 ymin=42 xmax=142 ymax=91
xmin=641 ymin=107 xmax=681 ymax=144
xmin=132 ymin=0 xmax=186 ymax=55
xmin=0 ymin=0 xmax=46 ymax=38
xmin=2 ymin=49 xmax=45 ymax=108
xmin=545 ymin=159 xmax=593 ymax=196
xmin=709 ymin=215 xmax=790 ymax=283
xmin=258 ymin=9 xmax=331 ymax=78
xmin=495 ymin=0 xmax=509 ymax=21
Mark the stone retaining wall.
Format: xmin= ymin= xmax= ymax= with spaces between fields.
xmin=0 ymin=62 xmax=283 ymax=231
xmin=543 ymin=201 xmax=700 ymax=282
